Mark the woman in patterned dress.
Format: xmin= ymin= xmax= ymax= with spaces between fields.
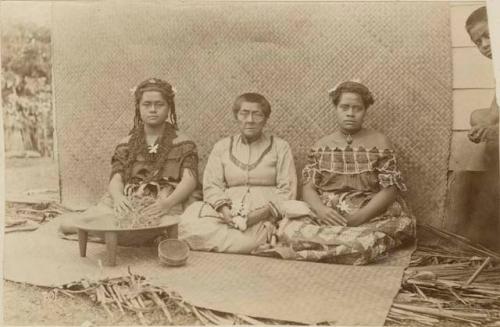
xmin=255 ymin=81 xmax=415 ymax=265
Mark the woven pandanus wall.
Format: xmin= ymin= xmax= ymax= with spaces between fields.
xmin=53 ymin=2 xmax=452 ymax=226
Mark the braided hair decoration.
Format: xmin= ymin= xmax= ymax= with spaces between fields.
xmin=124 ymin=78 xmax=179 ymax=184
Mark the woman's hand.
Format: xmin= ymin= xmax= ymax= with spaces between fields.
xmin=113 ymin=194 xmax=133 ymax=215
xmin=315 ymin=205 xmax=347 ymax=226
xmin=141 ymin=199 xmax=171 ymax=218
xmin=218 ymin=205 xmax=234 ymax=226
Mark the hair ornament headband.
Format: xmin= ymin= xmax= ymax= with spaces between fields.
xmin=129 ymin=80 xmax=176 ymax=96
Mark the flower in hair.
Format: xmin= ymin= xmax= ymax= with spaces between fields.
xmin=328 ymin=82 xmax=341 ymax=95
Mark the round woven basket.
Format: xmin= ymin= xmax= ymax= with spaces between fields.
xmin=158 ymin=239 xmax=190 ymax=266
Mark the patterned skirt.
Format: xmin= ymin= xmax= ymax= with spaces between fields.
xmin=253 ymin=190 xmax=416 ymax=265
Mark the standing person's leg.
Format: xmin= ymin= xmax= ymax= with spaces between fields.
xmin=444 ymin=171 xmax=474 ymax=234
xmin=468 ymin=169 xmax=499 ymax=249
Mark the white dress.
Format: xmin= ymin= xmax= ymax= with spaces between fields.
xmin=179 ymin=133 xmax=297 ymax=253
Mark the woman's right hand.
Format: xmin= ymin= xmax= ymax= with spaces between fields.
xmin=113 ymin=194 xmax=132 ymax=215
xmin=315 ymin=205 xmax=347 ymax=226
xmin=218 ymin=205 xmax=234 ymax=225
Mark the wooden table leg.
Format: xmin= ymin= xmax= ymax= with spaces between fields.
xmin=104 ymin=231 xmax=118 ymax=266
xmin=166 ymin=224 xmax=178 ymax=239
xmin=78 ymin=229 xmax=88 ymax=257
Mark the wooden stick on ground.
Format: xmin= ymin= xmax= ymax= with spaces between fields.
xmin=236 ymin=314 xmax=265 ymax=325
xmin=105 ymin=285 xmax=124 ymax=314
xmin=96 ymin=286 xmax=114 ymax=318
xmin=190 ymin=305 xmax=209 ymax=325
xmin=108 ymin=285 xmax=125 ymax=314
xmin=131 ymin=298 xmax=148 ymax=325
xmin=149 ymin=291 xmax=173 ymax=324
xmin=392 ymin=303 xmax=485 ymax=324
xmin=465 ymin=257 xmax=491 ymax=287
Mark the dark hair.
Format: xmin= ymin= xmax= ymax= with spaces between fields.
xmin=132 ymin=78 xmax=178 ymax=130
xmin=123 ymin=78 xmax=178 ymax=183
xmin=232 ymin=93 xmax=271 ymax=119
xmin=466 ymin=6 xmax=488 ymax=33
xmin=329 ymin=81 xmax=375 ymax=109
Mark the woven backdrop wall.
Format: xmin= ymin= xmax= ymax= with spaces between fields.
xmin=53 ymin=2 xmax=452 ymax=227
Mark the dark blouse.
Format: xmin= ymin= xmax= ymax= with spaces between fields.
xmin=110 ymin=126 xmax=198 ymax=188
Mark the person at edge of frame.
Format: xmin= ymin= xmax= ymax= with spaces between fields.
xmin=446 ymin=6 xmax=499 ymax=251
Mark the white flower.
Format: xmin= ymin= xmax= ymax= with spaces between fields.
xmin=148 ymin=144 xmax=159 ymax=154
xmin=328 ymin=82 xmax=341 ymax=95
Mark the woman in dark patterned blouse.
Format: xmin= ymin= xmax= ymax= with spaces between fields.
xmin=59 ymin=78 xmax=198 ymax=237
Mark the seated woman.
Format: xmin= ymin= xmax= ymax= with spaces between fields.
xmin=256 ymin=81 xmax=415 ymax=265
xmin=179 ymin=93 xmax=297 ymax=253
xmin=60 ymin=78 xmax=199 ymax=241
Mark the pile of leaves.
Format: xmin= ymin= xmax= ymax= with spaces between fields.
xmin=387 ymin=224 xmax=500 ymax=326
xmin=53 ymin=270 xmax=296 ymax=326
xmin=115 ymin=196 xmax=162 ymax=229
xmin=5 ymin=201 xmax=68 ymax=232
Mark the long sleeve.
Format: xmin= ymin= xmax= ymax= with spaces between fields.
xmin=273 ymin=140 xmax=297 ymax=203
xmin=203 ymin=140 xmax=232 ymax=210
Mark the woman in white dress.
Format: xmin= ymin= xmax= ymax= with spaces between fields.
xmin=179 ymin=93 xmax=297 ymax=253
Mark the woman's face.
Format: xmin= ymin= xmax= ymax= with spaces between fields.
xmin=236 ymin=101 xmax=267 ymax=140
xmin=334 ymin=92 xmax=367 ymax=133
xmin=139 ymin=91 xmax=170 ymax=127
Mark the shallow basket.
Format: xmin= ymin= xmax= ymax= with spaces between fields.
xmin=158 ymin=239 xmax=190 ymax=266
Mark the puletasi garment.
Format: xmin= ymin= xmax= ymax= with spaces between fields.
xmin=179 ymin=133 xmax=297 ymax=253
xmin=109 ymin=124 xmax=199 ymax=210
xmin=255 ymin=137 xmax=415 ymax=265
xmin=59 ymin=124 xmax=199 ymax=241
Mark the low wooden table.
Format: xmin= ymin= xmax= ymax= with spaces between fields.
xmin=74 ymin=215 xmax=180 ymax=266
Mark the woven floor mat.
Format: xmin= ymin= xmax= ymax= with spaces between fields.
xmin=4 ymin=218 xmax=413 ymax=324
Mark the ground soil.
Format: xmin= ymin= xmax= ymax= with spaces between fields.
xmin=3 ymin=280 xmax=197 ymax=326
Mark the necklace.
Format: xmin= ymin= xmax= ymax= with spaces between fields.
xmin=341 ymin=131 xmax=353 ymax=146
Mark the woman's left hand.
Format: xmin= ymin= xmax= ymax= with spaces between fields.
xmin=141 ymin=200 xmax=171 ymax=218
